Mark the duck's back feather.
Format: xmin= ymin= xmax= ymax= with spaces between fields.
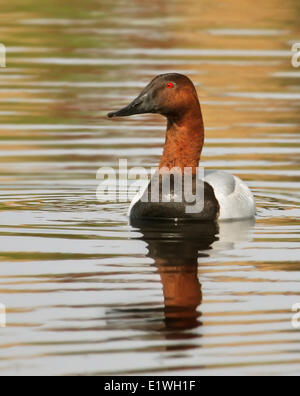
xmin=203 ymin=170 xmax=256 ymax=221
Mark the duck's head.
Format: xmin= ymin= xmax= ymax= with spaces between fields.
xmin=107 ymin=73 xmax=200 ymax=120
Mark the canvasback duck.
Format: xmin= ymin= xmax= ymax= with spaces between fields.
xmin=108 ymin=73 xmax=256 ymax=222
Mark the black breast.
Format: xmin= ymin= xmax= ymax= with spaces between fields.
xmin=129 ymin=172 xmax=220 ymax=222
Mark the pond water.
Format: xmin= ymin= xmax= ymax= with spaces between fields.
xmin=0 ymin=0 xmax=300 ymax=376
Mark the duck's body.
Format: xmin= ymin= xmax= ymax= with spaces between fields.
xmin=108 ymin=73 xmax=256 ymax=222
xmin=127 ymin=169 xmax=255 ymax=222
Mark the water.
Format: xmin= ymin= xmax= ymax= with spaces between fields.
xmin=0 ymin=0 xmax=300 ymax=376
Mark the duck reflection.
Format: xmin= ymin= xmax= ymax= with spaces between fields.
xmin=131 ymin=219 xmax=218 ymax=330
xmin=106 ymin=218 xmax=255 ymax=333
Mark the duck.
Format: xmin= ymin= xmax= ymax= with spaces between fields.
xmin=108 ymin=73 xmax=256 ymax=222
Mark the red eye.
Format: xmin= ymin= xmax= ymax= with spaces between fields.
xmin=166 ymin=82 xmax=174 ymax=88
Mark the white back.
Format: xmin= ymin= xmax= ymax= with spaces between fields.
xmin=203 ymin=170 xmax=256 ymax=221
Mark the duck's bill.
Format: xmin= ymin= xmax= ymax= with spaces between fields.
xmin=107 ymin=93 xmax=152 ymax=118
xmin=107 ymin=105 xmax=140 ymax=118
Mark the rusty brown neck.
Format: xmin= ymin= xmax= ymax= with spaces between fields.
xmin=159 ymin=103 xmax=204 ymax=174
